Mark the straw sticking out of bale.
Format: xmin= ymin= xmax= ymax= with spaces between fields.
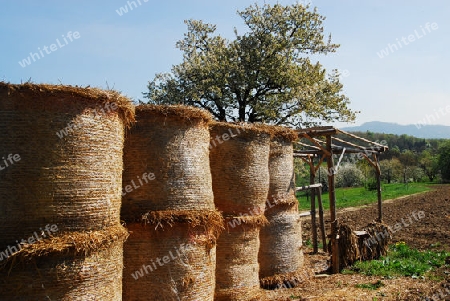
xmin=260 ymin=269 xmax=313 ymax=290
xmin=141 ymin=210 xmax=225 ymax=246
xmin=0 ymin=225 xmax=127 ymax=301
xmin=0 ymin=225 xmax=129 ymax=265
xmin=259 ymin=205 xmax=303 ymax=281
xmin=215 ymin=219 xmax=264 ymax=301
xmin=121 ymin=105 xmax=215 ymax=220
xmin=209 ymin=122 xmax=271 ymax=214
xmin=123 ymin=220 xmax=218 ymax=301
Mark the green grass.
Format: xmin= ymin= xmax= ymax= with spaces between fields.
xmin=355 ymin=280 xmax=385 ymax=290
xmin=297 ymin=182 xmax=431 ymax=211
xmin=344 ymin=242 xmax=450 ymax=278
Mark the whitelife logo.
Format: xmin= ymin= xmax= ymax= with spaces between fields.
xmin=0 ymin=224 xmax=59 ymax=262
xmin=0 ymin=153 xmax=21 ymax=171
xmin=377 ymin=22 xmax=438 ymax=59
xmin=18 ymin=31 xmax=81 ymax=68
xmin=115 ymin=0 xmax=149 ymax=16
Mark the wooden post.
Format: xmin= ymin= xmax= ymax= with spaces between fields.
xmin=317 ymin=186 xmax=327 ymax=252
xmin=327 ymin=135 xmax=339 ymax=273
xmin=310 ymin=163 xmax=318 ymax=253
xmin=375 ymin=154 xmax=382 ymax=222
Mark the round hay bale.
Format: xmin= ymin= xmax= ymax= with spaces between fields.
xmin=0 ymin=225 xmax=128 ymax=300
xmin=0 ymin=83 xmax=135 ymax=247
xmin=259 ymin=205 xmax=304 ymax=284
xmin=267 ymin=127 xmax=298 ymax=205
xmin=122 ymin=210 xmax=223 ymax=301
xmin=209 ymin=122 xmax=271 ymax=214
xmin=121 ymin=105 xmax=215 ymax=220
xmin=215 ymin=217 xmax=266 ymax=301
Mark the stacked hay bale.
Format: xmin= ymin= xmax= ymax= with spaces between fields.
xmin=122 ymin=105 xmax=223 ymax=301
xmin=0 ymin=82 xmax=134 ymax=300
xmin=210 ymin=122 xmax=271 ymax=301
xmin=259 ymin=127 xmax=306 ymax=289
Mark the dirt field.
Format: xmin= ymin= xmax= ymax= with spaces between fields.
xmin=261 ymin=185 xmax=450 ymax=300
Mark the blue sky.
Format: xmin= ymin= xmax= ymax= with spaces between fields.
xmin=1 ymin=0 xmax=449 ymax=127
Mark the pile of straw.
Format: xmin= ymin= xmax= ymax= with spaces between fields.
xmin=358 ymin=222 xmax=392 ymax=261
xmin=337 ymin=224 xmax=360 ymax=270
xmin=0 ymin=83 xmax=134 ymax=300
xmin=121 ymin=104 xmax=214 ymax=219
xmin=331 ymin=222 xmax=392 ymax=270
xmin=259 ymin=127 xmax=305 ymax=289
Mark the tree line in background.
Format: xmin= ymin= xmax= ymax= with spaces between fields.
xmin=295 ymin=131 xmax=450 ymax=189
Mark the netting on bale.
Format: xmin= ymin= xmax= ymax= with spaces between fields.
xmin=259 ymin=204 xmax=304 ymax=288
xmin=0 ymin=225 xmax=128 ymax=301
xmin=0 ymin=83 xmax=135 ymax=247
xmin=215 ymin=216 xmax=267 ymax=301
xmin=209 ymin=122 xmax=271 ymax=214
xmin=267 ymin=126 xmax=298 ymax=206
xmin=121 ymin=105 xmax=215 ymax=220
xmin=123 ymin=210 xmax=223 ymax=301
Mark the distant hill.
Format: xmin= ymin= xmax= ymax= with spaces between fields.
xmin=341 ymin=121 xmax=450 ymax=139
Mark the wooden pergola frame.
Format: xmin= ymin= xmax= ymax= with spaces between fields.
xmin=294 ymin=126 xmax=388 ymax=273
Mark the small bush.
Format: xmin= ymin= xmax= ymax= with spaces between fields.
xmin=335 ymin=163 xmax=364 ymax=188
xmin=365 ymin=179 xmax=378 ymax=191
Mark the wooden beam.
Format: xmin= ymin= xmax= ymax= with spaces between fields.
xmin=310 ymin=163 xmax=318 ymax=254
xmin=374 ymin=154 xmax=383 ymax=222
xmin=303 ymin=133 xmax=331 ymax=157
xmin=326 ymin=135 xmax=339 ymax=274
xmin=296 ymin=141 xmax=321 ymax=150
xmin=332 ymin=137 xmax=386 ymax=153
xmin=295 ymin=183 xmax=323 ymax=191
xmin=297 ymin=126 xmax=337 ymax=137
xmin=314 ymin=155 xmax=326 ymax=174
xmin=336 ymin=129 xmax=389 ymax=150
xmin=317 ymin=186 xmax=327 ymax=252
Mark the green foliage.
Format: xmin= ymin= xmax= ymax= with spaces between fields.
xmin=346 ymin=242 xmax=450 ymax=278
xmin=365 ymin=178 xmax=378 ymax=191
xmin=419 ymin=150 xmax=439 ymax=182
xmin=335 ymin=163 xmax=364 ymax=188
xmin=438 ymin=141 xmax=450 ymax=182
xmin=355 ymin=280 xmax=385 ymax=290
xmin=297 ymin=183 xmax=430 ymax=211
xmin=144 ymin=3 xmax=357 ymax=127
xmin=379 ymin=158 xmax=403 ymax=184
